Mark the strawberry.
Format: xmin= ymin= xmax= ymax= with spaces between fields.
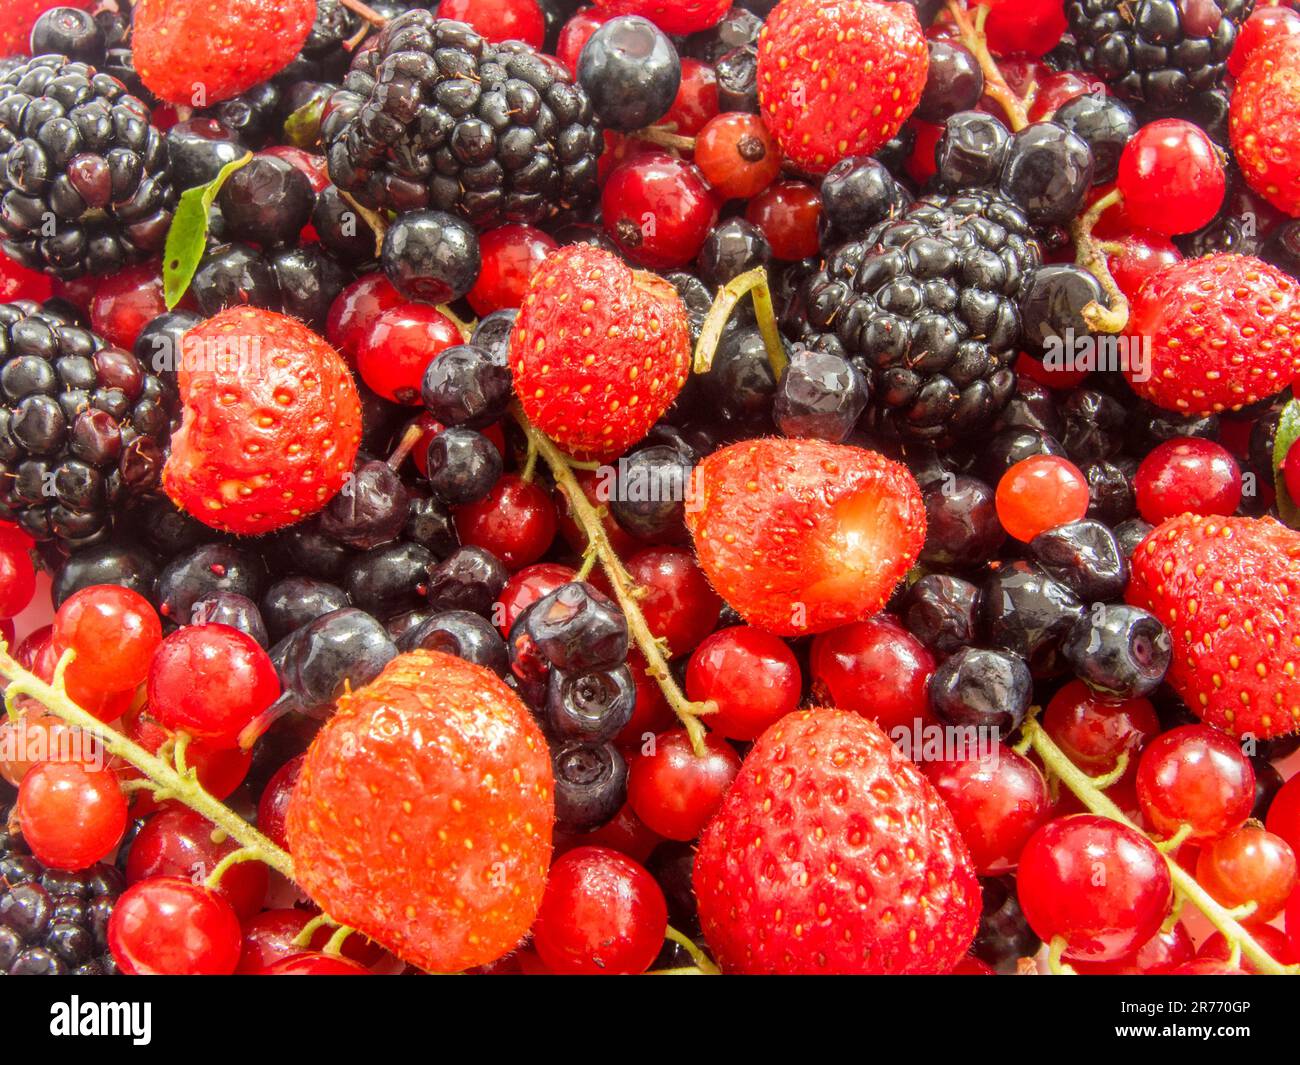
xmin=510 ymin=244 xmax=691 ymax=461
xmin=133 ymin=0 xmax=316 ymax=106
xmin=592 ymin=0 xmax=731 ymax=35
xmin=0 ymin=0 xmax=93 ymax=57
xmin=1231 ymin=34 xmax=1300 ymax=217
xmin=1127 ymin=514 xmax=1300 ymax=739
xmin=163 ymin=307 xmax=362 ymax=536
xmin=1124 ymin=254 xmax=1300 ymax=415
xmin=285 ymin=649 xmax=555 ymax=973
xmin=685 ymin=438 xmax=925 ymax=637
xmin=694 ymin=708 xmax=980 ymax=974
xmin=757 ymin=0 xmax=928 ymax=174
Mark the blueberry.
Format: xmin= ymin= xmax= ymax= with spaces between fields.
xmin=261 ymin=577 xmax=351 ymax=644
xmin=217 ymin=154 xmax=315 ymax=248
xmin=313 ymin=185 xmax=381 ymax=261
xmin=818 ymin=156 xmax=909 ymax=245
xmin=344 ymin=541 xmax=435 ymax=618
xmin=424 ymin=545 xmax=508 ymax=617
xmin=999 ymin=122 xmax=1094 ymax=226
xmin=646 ymin=839 xmax=699 ymax=935
xmin=277 ymin=518 xmax=352 ymax=580
xmin=420 ymin=344 xmax=511 ymax=428
xmin=425 ymin=427 xmax=503 ymax=505
xmin=697 ymin=218 xmax=771 ymax=289
xmin=929 ymin=646 xmax=1032 ymax=738
xmin=936 ymin=111 xmax=1011 ymax=189
xmin=403 ymin=493 xmax=458 ymax=558
xmin=978 ymin=427 xmax=1067 ymax=484
xmin=705 ymin=326 xmax=778 ymax=422
xmin=981 ymin=561 xmax=1086 ymax=677
xmin=1060 ymin=388 xmax=1127 ymax=464
xmin=190 ymin=243 xmax=280 ymax=316
xmin=920 ymin=475 xmax=1005 ymax=571
xmin=1084 ymin=459 xmax=1137 ymax=526
xmin=774 ymin=348 xmax=869 ymax=443
xmin=552 ymin=740 xmax=628 ymax=831
xmin=398 ymin=609 xmax=508 ymax=676
xmin=526 ymin=582 xmax=629 ymax=672
xmin=578 ymin=16 xmax=681 ymax=132
xmin=319 ymin=459 xmax=410 ymax=550
xmin=269 ymin=245 xmax=349 ymax=332
xmin=917 ymin=41 xmax=984 ymax=123
xmin=165 ymin=118 xmax=246 ymax=191
xmin=155 ymin=543 xmax=265 ymax=624
xmin=53 ymin=544 xmax=157 ymax=608
xmin=714 ymin=44 xmax=759 ymax=113
xmin=546 ymin=664 xmax=637 ymax=742
xmin=31 ymin=8 xmax=105 ymax=66
xmin=1114 ymin=517 xmax=1154 ymax=560
xmin=190 ymin=591 xmax=268 ymax=646
xmin=1019 ymin=265 xmax=1110 ymax=358
xmin=277 ymin=607 xmax=398 ymax=717
xmin=1061 ymin=604 xmax=1171 ymax=700
xmin=898 ymin=574 xmax=981 ymax=658
xmin=972 ymin=875 xmax=1040 ymax=973
xmin=609 ymin=445 xmax=692 ymax=542
xmin=381 ymin=210 xmax=480 ymax=304
xmin=1052 ymin=93 xmax=1138 ymax=184
xmin=1029 ymin=519 xmax=1128 ymax=603
xmin=469 ymin=309 xmax=516 ymax=364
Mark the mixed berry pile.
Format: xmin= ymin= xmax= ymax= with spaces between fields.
xmin=3 ymin=0 xmax=1300 ymax=978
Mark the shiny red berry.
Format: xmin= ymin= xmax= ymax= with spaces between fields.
xmin=109 ymin=876 xmax=243 ymax=975
xmin=685 ymin=625 xmax=800 ymax=740
xmin=1117 ymin=119 xmax=1226 ymax=236
xmin=1134 ymin=437 xmax=1241 ymax=524
xmin=626 ymin=728 xmax=740 ymax=841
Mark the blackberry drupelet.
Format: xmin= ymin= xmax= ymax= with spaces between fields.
xmin=0 ymin=56 xmax=175 ymax=278
xmin=0 ymin=813 xmax=123 ymax=975
xmin=1066 ymin=0 xmax=1253 ymax=116
xmin=802 ymin=189 xmax=1042 ymax=443
xmin=321 ymin=11 xmax=602 ymax=230
xmin=0 ymin=301 xmax=172 ymax=548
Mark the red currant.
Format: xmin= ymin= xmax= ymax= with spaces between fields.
xmin=1117 ymin=119 xmax=1226 ymax=236
xmin=1198 ymin=924 xmax=1295 ymax=972
xmin=1136 ymin=724 xmax=1255 ymax=843
xmin=16 ymin=758 xmax=127 ymax=870
xmin=468 ymin=224 xmax=557 ymax=316
xmin=1026 ymin=71 xmax=1094 ymax=122
xmin=685 ymin=625 xmax=800 ymax=740
xmin=256 ymin=753 xmax=303 ymax=852
xmin=1196 ymin=824 xmax=1296 ymax=923
xmin=905 ymin=121 xmax=943 ymax=185
xmin=89 ymin=262 xmax=169 ymax=350
xmin=32 ymin=638 xmax=133 ymax=723
xmin=52 ymin=585 xmax=161 ymax=692
xmin=745 ymin=180 xmax=821 ymax=260
xmin=694 ymin=112 xmax=782 ymax=201
xmin=1017 ymin=814 xmax=1172 ymax=961
xmin=620 ymin=546 xmax=722 ymax=657
xmin=984 ymin=0 xmax=1069 ymax=58
xmin=264 ymin=952 xmax=373 ymax=975
xmin=0 ymin=543 xmax=35 ymax=619
xmin=602 ymin=153 xmax=719 ymax=269
xmin=995 ymin=455 xmax=1090 ymax=542
xmin=454 ymin=474 xmax=558 ymax=570
xmin=108 ymin=876 xmax=243 ymax=975
xmin=325 ymin=273 xmax=403 ymax=364
xmin=556 ymin=800 xmax=661 ymax=864
xmin=120 ymin=703 xmax=252 ymax=806
xmin=809 ymin=616 xmax=936 ymax=733
xmin=494 ymin=562 xmax=577 ymax=635
xmin=531 ymin=846 xmax=668 ymax=975
xmin=1266 ymin=773 xmax=1300 ymax=856
xmin=1069 ymin=922 xmax=1195 ymax=975
xmin=438 ymin=0 xmax=545 ymax=47
xmin=1134 ymin=437 xmax=1241 ymax=525
xmin=556 ymin=7 xmax=611 ymax=75
xmin=626 ymin=728 xmax=740 ymax=841
xmin=147 ymin=625 xmax=281 ymax=748
xmin=0 ymin=250 xmax=53 ymax=303
xmin=237 ymin=908 xmax=384 ymax=973
xmin=1104 ymin=230 xmax=1182 ymax=302
xmin=356 ymin=303 xmax=462 ymax=404
xmin=615 ymin=653 xmax=674 ymax=747
xmin=663 ymin=58 xmax=719 ymax=137
xmin=1043 ymin=680 xmax=1159 ymax=775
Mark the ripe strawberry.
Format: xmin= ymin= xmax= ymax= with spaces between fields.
xmin=163 ymin=307 xmax=361 ymax=536
xmin=593 ymin=0 xmax=731 ymax=35
xmin=694 ymin=708 xmax=980 ymax=974
xmin=510 ymin=244 xmax=691 ymax=461
xmin=685 ymin=438 xmax=925 ymax=637
xmin=0 ymin=0 xmax=93 ymax=57
xmin=285 ymin=649 xmax=555 ymax=973
xmin=1127 ymin=514 xmax=1300 ymax=739
xmin=757 ymin=0 xmax=928 ymax=174
xmin=1231 ymin=34 xmax=1300 ymax=217
xmin=133 ymin=0 xmax=315 ymax=106
xmin=1124 ymin=254 xmax=1300 ymax=415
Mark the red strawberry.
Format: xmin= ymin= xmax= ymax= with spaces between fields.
xmin=163 ymin=307 xmax=362 ymax=536
xmin=0 ymin=0 xmax=93 ymax=57
xmin=694 ymin=708 xmax=980 ymax=974
xmin=133 ymin=0 xmax=315 ymax=106
xmin=593 ymin=0 xmax=731 ymax=35
xmin=757 ymin=0 xmax=928 ymax=174
xmin=510 ymin=244 xmax=691 ymax=461
xmin=685 ymin=438 xmax=925 ymax=636
xmin=1127 ymin=513 xmax=1300 ymax=739
xmin=285 ymin=649 xmax=555 ymax=973
xmin=1231 ymin=34 xmax=1300 ymax=217
xmin=1124 ymin=254 xmax=1300 ymax=415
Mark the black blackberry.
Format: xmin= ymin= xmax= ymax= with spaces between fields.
xmin=0 ymin=301 xmax=172 ymax=548
xmin=0 ymin=812 xmax=123 ymax=975
xmin=0 ymin=56 xmax=175 ymax=278
xmin=1066 ymin=0 xmax=1253 ymax=115
xmin=801 ymin=188 xmax=1042 ymax=443
xmin=322 ymin=12 xmax=602 ymax=230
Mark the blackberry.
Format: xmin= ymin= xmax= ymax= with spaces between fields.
xmin=0 ymin=812 xmax=123 ymax=975
xmin=322 ymin=12 xmax=602 ymax=230
xmin=0 ymin=301 xmax=172 ymax=548
xmin=0 ymin=56 xmax=175 ymax=278
xmin=1066 ymin=0 xmax=1253 ymax=116
xmin=802 ymin=188 xmax=1042 ymax=443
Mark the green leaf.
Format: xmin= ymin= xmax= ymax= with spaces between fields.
xmin=1272 ymin=396 xmax=1300 ymax=528
xmin=162 ymin=152 xmax=253 ymax=310
xmin=284 ymin=96 xmax=326 ymax=150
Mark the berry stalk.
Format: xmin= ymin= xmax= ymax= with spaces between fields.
xmin=692 ymin=266 xmax=786 ymax=378
xmin=1024 ymin=716 xmax=1294 ymax=976
xmin=1070 ymin=188 xmax=1130 ymax=334
xmin=0 ymin=645 xmax=297 ymax=883
xmin=510 ymin=402 xmax=717 ymax=755
xmin=945 ymin=1 xmax=1030 ymax=132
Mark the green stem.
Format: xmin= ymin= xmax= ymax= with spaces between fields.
xmin=1070 ymin=188 xmax=1130 ymax=334
xmin=293 ymin=913 xmax=339 ymax=949
xmin=1026 ymin=719 xmax=1294 ymax=976
xmin=510 ymin=403 xmax=716 ymax=755
xmin=692 ymin=267 xmax=786 ymax=380
xmin=947 ymin=2 xmax=1030 ymax=132
xmin=322 ymin=925 xmax=357 ymax=956
xmin=0 ymin=647 xmax=296 ymax=883
xmin=665 ymin=925 xmax=720 ymax=975
xmin=204 ymin=847 xmax=262 ymax=890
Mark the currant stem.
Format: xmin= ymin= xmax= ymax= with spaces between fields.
xmin=387 ymin=421 xmax=425 ymax=471
xmin=0 ymin=645 xmax=298 ymax=884
xmin=665 ymin=925 xmax=720 ymax=975
xmin=322 ymin=925 xmax=358 ymax=956
xmin=1025 ymin=718 xmax=1294 ymax=976
xmin=1070 ymin=188 xmax=1131 ymax=334
xmin=633 ymin=126 xmax=697 ymax=152
xmin=204 ymin=847 xmax=262 ymax=890
xmin=946 ymin=1 xmax=1031 ymax=133
xmin=293 ymin=913 xmax=340 ymax=949
xmin=1086 ymin=750 xmax=1129 ymax=791
xmin=510 ymin=403 xmax=716 ymax=756
xmin=338 ymin=0 xmax=389 ymax=26
xmin=692 ymin=266 xmax=786 ymax=379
